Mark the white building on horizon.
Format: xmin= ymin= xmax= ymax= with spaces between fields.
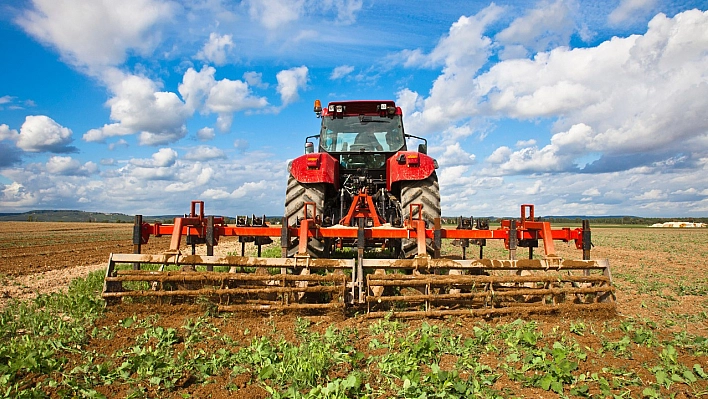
xmin=649 ymin=222 xmax=707 ymax=228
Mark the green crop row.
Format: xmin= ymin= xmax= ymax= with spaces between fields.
xmin=2 ymin=271 xmax=708 ymax=398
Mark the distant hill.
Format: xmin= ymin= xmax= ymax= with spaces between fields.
xmin=0 ymin=210 xmax=250 ymax=224
xmin=0 ymin=210 xmax=171 ymax=223
xmin=0 ymin=210 xmax=705 ymax=225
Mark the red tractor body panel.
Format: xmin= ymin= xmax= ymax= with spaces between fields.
xmin=290 ymin=152 xmax=340 ymax=189
xmin=386 ymin=151 xmax=436 ymax=191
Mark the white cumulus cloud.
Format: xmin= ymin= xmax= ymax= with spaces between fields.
xmin=0 ymin=124 xmax=19 ymax=142
xmin=230 ymin=180 xmax=270 ymax=199
xmin=196 ymin=127 xmax=215 ymax=141
xmin=402 ymin=4 xmax=504 ymax=134
xmin=495 ymin=0 xmax=578 ymax=59
xmin=404 ymin=9 xmax=708 ymax=175
xmin=196 ymin=32 xmax=234 ymax=66
xmin=207 ymin=79 xmax=265 ymax=114
xmin=165 ymin=165 xmax=214 ymax=192
xmin=84 ymin=70 xmax=189 ymax=145
xmin=436 ymin=143 xmax=476 ymax=167
xmin=488 ymin=11 xmax=708 ymax=173
xmin=0 ymin=182 xmax=37 ymax=208
xmin=130 ymin=147 xmax=178 ymax=168
xmin=46 ymin=156 xmax=98 ymax=176
xmin=516 ymin=139 xmax=537 ymax=147
xmin=179 ymin=66 xmax=268 ymax=132
xmin=184 ymin=146 xmax=226 ymax=161
xmin=16 ymin=0 xmax=175 ymax=70
xmin=632 ymin=189 xmax=666 ymax=201
xmin=243 ymin=71 xmax=268 ymax=88
xmin=485 ymin=144 xmax=571 ymax=174
xmin=582 ymin=187 xmax=601 ymax=196
xmin=16 ymin=115 xmax=76 ymax=153
xmin=276 ymin=66 xmax=308 ymax=107
xmin=524 ymin=180 xmax=545 ymax=195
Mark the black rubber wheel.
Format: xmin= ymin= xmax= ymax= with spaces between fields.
xmin=400 ymin=172 xmax=441 ymax=258
xmin=284 ymin=173 xmax=330 ymax=257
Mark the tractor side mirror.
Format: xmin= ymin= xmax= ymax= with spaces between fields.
xmin=304 ymin=134 xmax=319 ymax=154
xmin=418 ymin=143 xmax=427 ymax=154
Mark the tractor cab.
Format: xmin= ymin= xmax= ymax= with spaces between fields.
xmin=319 ymin=115 xmax=406 ymax=153
xmin=315 ymin=100 xmax=406 ymax=171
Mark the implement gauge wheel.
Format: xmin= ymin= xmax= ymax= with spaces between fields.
xmin=284 ymin=173 xmax=331 ymax=257
xmin=400 ymin=172 xmax=441 ymax=258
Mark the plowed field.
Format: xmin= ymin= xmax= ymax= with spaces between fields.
xmin=0 ymin=222 xmax=245 ymax=307
xmin=1 ymin=222 xmax=707 ymax=398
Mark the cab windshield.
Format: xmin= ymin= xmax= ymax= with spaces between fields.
xmin=320 ymin=115 xmax=405 ymax=153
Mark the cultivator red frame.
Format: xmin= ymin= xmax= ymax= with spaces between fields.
xmin=103 ymin=200 xmax=614 ymax=317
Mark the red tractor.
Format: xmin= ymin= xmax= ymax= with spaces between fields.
xmin=285 ymin=100 xmax=440 ymax=258
xmin=103 ymin=100 xmax=614 ymax=316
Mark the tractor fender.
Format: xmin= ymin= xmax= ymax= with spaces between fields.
xmin=289 ymin=153 xmax=340 ymax=189
xmin=386 ymin=151 xmax=437 ymax=191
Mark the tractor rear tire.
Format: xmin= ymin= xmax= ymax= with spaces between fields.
xmin=400 ymin=172 xmax=441 ymax=258
xmin=285 ymin=174 xmax=330 ymax=257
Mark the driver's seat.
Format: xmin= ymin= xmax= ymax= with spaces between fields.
xmin=352 ymin=132 xmax=383 ymax=151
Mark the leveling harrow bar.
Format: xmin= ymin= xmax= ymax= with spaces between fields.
xmin=103 ymin=200 xmax=614 ymax=317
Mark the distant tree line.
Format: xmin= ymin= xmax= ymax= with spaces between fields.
xmin=539 ymin=216 xmax=708 ymax=225
xmin=10 ymin=212 xmax=707 ymax=226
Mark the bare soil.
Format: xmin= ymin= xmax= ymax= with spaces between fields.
xmin=0 ymin=222 xmax=134 ymax=276
xmin=0 ymin=222 xmax=248 ymax=308
xmin=1 ymin=222 xmax=707 ymax=398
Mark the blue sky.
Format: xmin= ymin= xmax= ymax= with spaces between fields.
xmin=1 ymin=0 xmax=707 ymax=217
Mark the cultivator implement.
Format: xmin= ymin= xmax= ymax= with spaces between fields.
xmin=103 ymin=254 xmax=352 ymax=311
xmin=103 ymin=200 xmax=614 ymax=317
xmin=363 ymin=258 xmax=613 ymax=317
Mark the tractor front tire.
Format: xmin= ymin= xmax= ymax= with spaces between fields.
xmin=400 ymin=172 xmax=441 ymax=258
xmin=285 ymin=174 xmax=330 ymax=257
